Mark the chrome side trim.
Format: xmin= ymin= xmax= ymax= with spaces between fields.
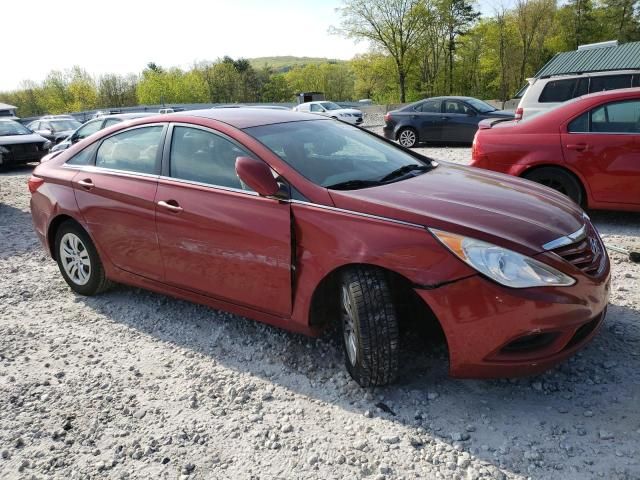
xmin=62 ymin=164 xmax=160 ymax=180
xmin=157 ymin=175 xmax=259 ymax=196
xmin=290 ymin=199 xmax=425 ymax=229
xmin=542 ymin=224 xmax=587 ymax=250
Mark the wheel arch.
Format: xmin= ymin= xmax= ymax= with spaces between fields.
xmin=520 ymin=163 xmax=590 ymax=208
xmin=308 ymin=263 xmax=448 ymax=348
xmin=47 ymin=214 xmax=85 ymax=260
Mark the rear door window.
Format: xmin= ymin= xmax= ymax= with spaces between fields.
xmin=539 ymin=79 xmax=579 ymax=103
xmin=590 ymin=100 xmax=640 ymax=133
xmin=95 ymin=126 xmax=164 ymax=174
xmin=589 ymin=74 xmax=633 ymax=93
xmin=415 ymin=100 xmax=442 ymax=113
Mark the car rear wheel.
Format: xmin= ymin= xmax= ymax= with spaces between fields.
xmin=55 ymin=221 xmax=112 ymax=296
xmin=397 ymin=128 xmax=418 ymax=148
xmin=340 ymin=267 xmax=399 ymax=387
xmin=523 ymin=167 xmax=583 ymax=206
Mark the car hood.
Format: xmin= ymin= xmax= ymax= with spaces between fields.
xmin=332 ymin=108 xmax=362 ymax=115
xmin=0 ymin=133 xmax=48 ymax=145
xmin=328 ymin=163 xmax=585 ymax=255
xmin=54 ymin=129 xmax=75 ymax=137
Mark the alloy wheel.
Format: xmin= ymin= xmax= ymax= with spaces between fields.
xmin=59 ymin=233 xmax=91 ymax=286
xmin=341 ymin=285 xmax=358 ymax=366
xmin=398 ymin=129 xmax=416 ymax=147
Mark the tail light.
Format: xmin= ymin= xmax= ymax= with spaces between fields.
xmin=28 ymin=175 xmax=44 ymax=194
xmin=471 ymin=133 xmax=485 ymax=164
xmin=384 ymin=112 xmax=391 ymax=123
xmin=514 ymin=107 xmax=523 ymax=121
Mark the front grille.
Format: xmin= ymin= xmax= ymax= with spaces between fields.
xmin=6 ymin=143 xmax=44 ymax=162
xmin=552 ymin=224 xmax=604 ymax=277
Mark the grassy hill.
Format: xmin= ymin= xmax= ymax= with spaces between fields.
xmin=248 ymin=56 xmax=345 ymax=72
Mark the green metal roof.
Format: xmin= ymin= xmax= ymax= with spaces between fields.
xmin=534 ymin=41 xmax=640 ymax=78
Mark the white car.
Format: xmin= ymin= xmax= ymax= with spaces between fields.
xmin=515 ymin=69 xmax=640 ymax=120
xmin=293 ymin=101 xmax=363 ymax=125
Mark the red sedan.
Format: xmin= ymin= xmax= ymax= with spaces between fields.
xmin=29 ymin=109 xmax=610 ymax=386
xmin=471 ymin=88 xmax=640 ymax=211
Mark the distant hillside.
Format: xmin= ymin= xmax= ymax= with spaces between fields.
xmin=248 ymin=56 xmax=345 ymax=72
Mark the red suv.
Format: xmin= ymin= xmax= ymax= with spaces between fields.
xmin=29 ymin=109 xmax=610 ymax=386
xmin=472 ymin=88 xmax=640 ymax=211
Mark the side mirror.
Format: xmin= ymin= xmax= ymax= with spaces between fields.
xmin=37 ymin=129 xmax=52 ymax=136
xmin=235 ymin=156 xmax=279 ymax=197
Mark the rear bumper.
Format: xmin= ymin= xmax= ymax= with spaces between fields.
xmin=415 ymin=272 xmax=610 ymax=378
xmin=382 ymin=125 xmax=395 ymax=140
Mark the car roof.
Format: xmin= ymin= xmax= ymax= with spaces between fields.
xmin=579 ymin=86 xmax=640 ymax=101
xmin=103 ymin=112 xmax=156 ymax=120
xmin=185 ymin=108 xmax=324 ymax=128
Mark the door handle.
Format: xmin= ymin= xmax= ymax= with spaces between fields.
xmin=77 ymin=178 xmax=94 ymax=189
xmin=440 ymin=116 xmax=450 ymax=121
xmin=157 ymin=200 xmax=183 ymax=213
xmin=566 ymin=143 xmax=588 ymax=151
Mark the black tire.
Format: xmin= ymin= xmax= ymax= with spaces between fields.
xmin=339 ymin=267 xmax=399 ymax=387
xmin=523 ymin=167 xmax=583 ymax=205
xmin=54 ymin=221 xmax=112 ymax=296
xmin=397 ymin=127 xmax=418 ymax=148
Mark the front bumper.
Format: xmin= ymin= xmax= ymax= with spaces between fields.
xmin=415 ymin=271 xmax=610 ymax=378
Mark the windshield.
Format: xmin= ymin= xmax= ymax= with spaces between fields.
xmin=50 ymin=120 xmax=81 ymax=132
xmin=0 ymin=121 xmax=32 ymax=136
xmin=319 ymin=102 xmax=342 ymax=111
xmin=245 ymin=120 xmax=433 ymax=189
xmin=465 ymin=98 xmax=498 ymax=113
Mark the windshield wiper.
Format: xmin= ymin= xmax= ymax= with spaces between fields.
xmin=325 ymin=179 xmax=382 ymax=190
xmin=379 ymin=164 xmax=432 ymax=183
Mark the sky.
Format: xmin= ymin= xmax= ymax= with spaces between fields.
xmin=2 ymin=0 xmax=507 ymax=92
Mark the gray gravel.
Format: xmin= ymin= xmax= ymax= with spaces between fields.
xmin=1 ymin=154 xmax=639 ymax=479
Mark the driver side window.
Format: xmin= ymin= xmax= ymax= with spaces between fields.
xmin=310 ymin=104 xmax=323 ymax=112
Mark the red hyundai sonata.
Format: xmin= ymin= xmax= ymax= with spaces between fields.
xmin=29 ymin=109 xmax=610 ymax=386
xmin=471 ymin=88 xmax=640 ymax=211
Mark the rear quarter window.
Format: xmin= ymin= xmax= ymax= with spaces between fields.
xmin=539 ymin=79 xmax=579 ymax=103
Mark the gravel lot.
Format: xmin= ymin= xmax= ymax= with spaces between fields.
xmin=1 ymin=144 xmax=639 ymax=479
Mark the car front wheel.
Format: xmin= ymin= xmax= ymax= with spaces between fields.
xmin=340 ymin=267 xmax=399 ymax=387
xmin=55 ymin=221 xmax=112 ymax=296
xmin=397 ymin=128 xmax=418 ymax=148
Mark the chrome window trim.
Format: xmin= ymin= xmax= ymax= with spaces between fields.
xmin=542 ymin=224 xmax=587 ymax=250
xmin=289 ymin=199 xmax=425 ymax=229
xmin=157 ymin=175 xmax=259 ymax=196
xmin=568 ymin=131 xmax=640 ymax=135
xmin=61 ymin=163 xmax=160 ymax=180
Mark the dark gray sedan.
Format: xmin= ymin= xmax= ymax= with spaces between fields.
xmin=383 ymin=96 xmax=514 ymax=147
xmin=0 ymin=119 xmax=50 ymax=167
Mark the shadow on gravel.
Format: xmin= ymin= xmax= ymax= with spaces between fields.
xmin=76 ymin=281 xmax=640 ymax=478
xmin=0 ymin=203 xmax=40 ymax=260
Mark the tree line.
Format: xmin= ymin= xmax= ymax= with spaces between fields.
xmin=2 ymin=0 xmax=639 ymax=117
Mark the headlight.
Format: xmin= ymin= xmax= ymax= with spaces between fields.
xmin=0 ymin=146 xmax=8 ymax=154
xmin=430 ymin=229 xmax=575 ymax=288
xmin=43 ymin=140 xmax=52 ymax=150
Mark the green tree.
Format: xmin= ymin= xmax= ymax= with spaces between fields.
xmin=334 ymin=0 xmax=423 ymax=102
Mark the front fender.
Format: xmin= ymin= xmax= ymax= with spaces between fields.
xmin=289 ymin=202 xmax=475 ymax=329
